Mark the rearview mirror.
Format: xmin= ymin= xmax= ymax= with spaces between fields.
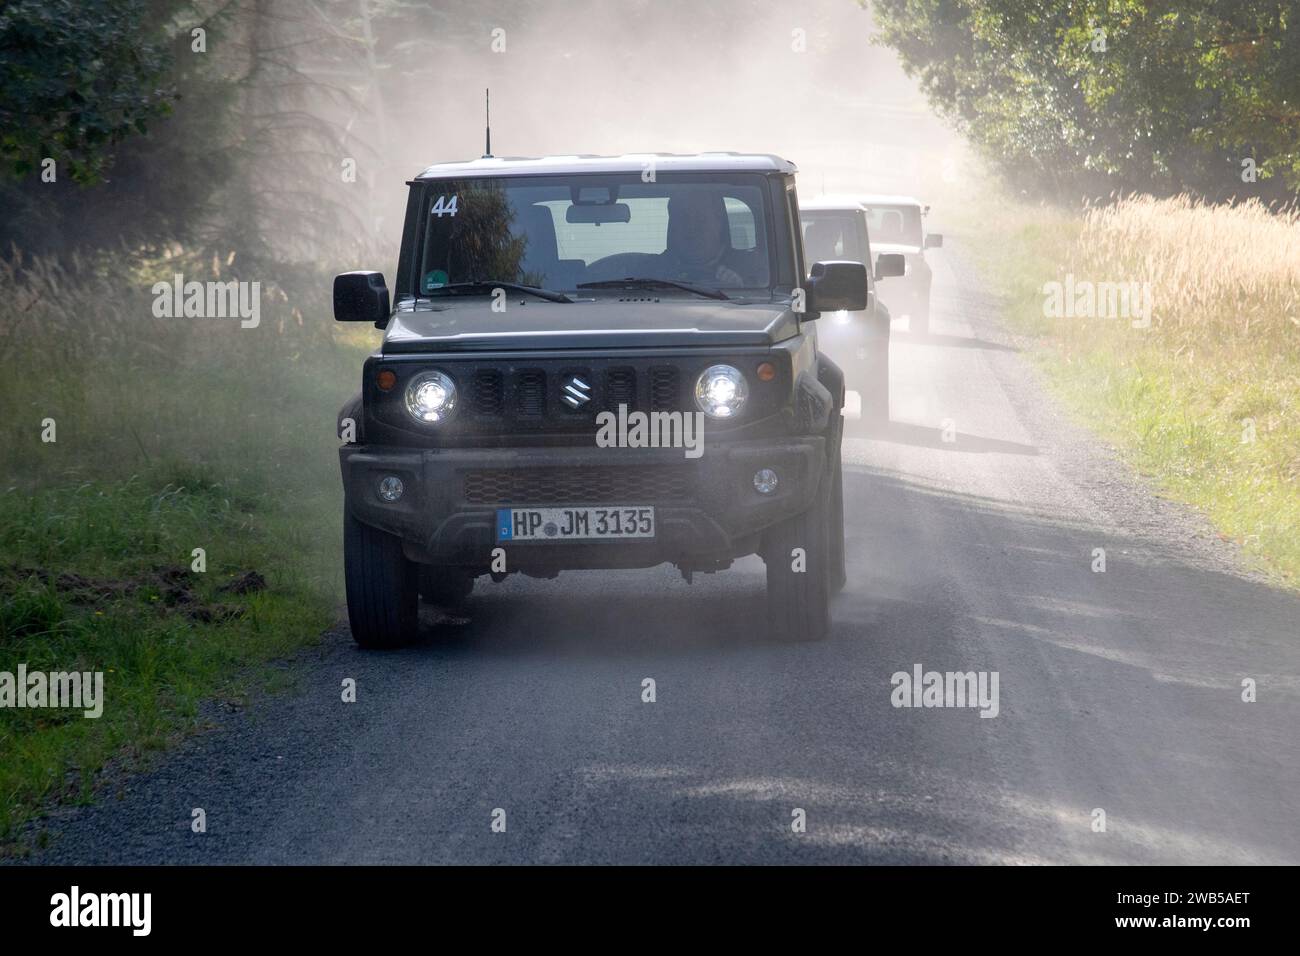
xmin=566 ymin=203 xmax=631 ymax=224
xmin=874 ymin=253 xmax=906 ymax=280
xmin=334 ymin=271 xmax=390 ymax=327
xmin=924 ymin=233 xmax=943 ymax=249
xmin=805 ymin=260 xmax=867 ymax=314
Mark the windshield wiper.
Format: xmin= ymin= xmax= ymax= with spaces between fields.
xmin=430 ymin=281 xmax=573 ymax=303
xmin=577 ymin=277 xmax=730 ymax=300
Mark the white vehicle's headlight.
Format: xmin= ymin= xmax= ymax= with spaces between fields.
xmin=694 ymin=364 xmax=748 ymax=419
xmin=405 ymin=370 xmax=457 ymax=423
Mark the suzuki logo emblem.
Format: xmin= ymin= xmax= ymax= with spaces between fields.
xmin=561 ymin=374 xmax=592 ymax=409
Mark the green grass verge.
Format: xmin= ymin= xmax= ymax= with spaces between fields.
xmin=0 ymin=251 xmax=375 ymax=849
xmin=953 ymin=185 xmax=1299 ymax=585
xmin=0 ymin=479 xmax=335 ymax=846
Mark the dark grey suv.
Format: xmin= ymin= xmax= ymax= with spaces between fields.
xmin=334 ymin=153 xmax=867 ymax=647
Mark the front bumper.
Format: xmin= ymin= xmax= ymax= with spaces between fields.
xmin=816 ymin=306 xmax=889 ymax=353
xmin=876 ymin=255 xmax=932 ymax=314
xmin=340 ymin=437 xmax=826 ymax=570
xmin=815 ymin=307 xmax=890 ymax=392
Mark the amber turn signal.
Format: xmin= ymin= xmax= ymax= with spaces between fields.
xmin=756 ymin=362 xmax=776 ymax=382
xmin=376 ymin=369 xmax=397 ymax=391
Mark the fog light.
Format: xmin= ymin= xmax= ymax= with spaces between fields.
xmin=377 ymin=475 xmax=404 ymax=502
xmin=753 ymin=468 xmax=779 ymax=495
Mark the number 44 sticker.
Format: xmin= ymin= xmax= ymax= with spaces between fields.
xmin=430 ymin=194 xmax=459 ymax=217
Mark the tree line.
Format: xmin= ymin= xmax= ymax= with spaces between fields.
xmin=869 ymin=0 xmax=1300 ymax=203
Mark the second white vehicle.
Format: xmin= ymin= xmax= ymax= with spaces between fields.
xmin=799 ymin=196 xmax=904 ymax=423
xmin=857 ymin=194 xmax=943 ymax=336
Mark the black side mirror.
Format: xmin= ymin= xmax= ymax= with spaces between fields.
xmin=334 ymin=271 xmax=390 ymax=327
xmin=874 ymin=253 xmax=906 ymax=280
xmin=924 ymin=233 xmax=944 ymax=249
xmin=805 ymin=260 xmax=867 ymax=315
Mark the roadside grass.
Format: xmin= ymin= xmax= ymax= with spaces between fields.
xmin=0 ymin=249 xmax=376 ymax=848
xmin=955 ymin=186 xmax=1300 ymax=585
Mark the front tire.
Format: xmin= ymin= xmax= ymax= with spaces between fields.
xmin=829 ymin=435 xmax=846 ymax=594
xmin=909 ymin=289 xmax=931 ymax=337
xmin=859 ymin=353 xmax=890 ymax=425
xmin=344 ymin=507 xmax=419 ymax=649
xmin=763 ymin=469 xmax=833 ymax=642
xmin=861 ymin=308 xmax=891 ymax=424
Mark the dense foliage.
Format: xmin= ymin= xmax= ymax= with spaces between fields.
xmin=869 ymin=0 xmax=1300 ymax=201
xmin=0 ymin=0 xmax=175 ymax=184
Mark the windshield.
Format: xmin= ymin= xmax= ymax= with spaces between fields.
xmin=800 ymin=210 xmax=869 ymax=264
xmin=862 ymin=204 xmax=923 ymax=246
xmin=417 ymin=174 xmax=772 ymax=295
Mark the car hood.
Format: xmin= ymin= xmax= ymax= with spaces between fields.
xmin=381 ymin=297 xmax=800 ymax=352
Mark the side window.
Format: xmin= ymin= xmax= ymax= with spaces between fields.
xmin=859 ymin=215 xmax=876 ymax=293
xmin=786 ymin=186 xmax=805 ymax=280
xmin=801 ymin=219 xmax=845 ymax=261
xmin=725 ymin=197 xmax=756 ymax=251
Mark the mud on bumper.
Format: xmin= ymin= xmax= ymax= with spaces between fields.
xmin=340 ymin=438 xmax=826 ymax=571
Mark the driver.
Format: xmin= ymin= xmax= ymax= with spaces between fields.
xmin=659 ymin=189 xmax=748 ymax=287
xmin=876 ymin=210 xmax=904 ymax=243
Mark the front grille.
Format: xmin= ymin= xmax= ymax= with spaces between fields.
xmin=605 ymin=367 xmax=636 ymax=411
xmin=463 ymin=467 xmax=694 ymax=504
xmin=515 ymin=369 xmax=546 ymax=416
xmin=374 ymin=354 xmax=770 ymax=440
xmin=650 ymin=366 xmax=680 ymax=411
xmin=470 ymin=369 xmax=504 ymax=415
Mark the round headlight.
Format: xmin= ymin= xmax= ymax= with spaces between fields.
xmin=404 ymin=370 xmax=457 ymax=423
xmin=694 ymin=364 xmax=748 ymax=419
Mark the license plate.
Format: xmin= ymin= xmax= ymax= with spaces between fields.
xmin=496 ymin=506 xmax=655 ymax=541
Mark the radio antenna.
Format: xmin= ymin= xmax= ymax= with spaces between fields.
xmin=483 ymin=88 xmax=492 ymax=158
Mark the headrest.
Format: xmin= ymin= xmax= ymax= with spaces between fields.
xmin=804 ymin=220 xmax=841 ymax=262
xmin=666 ymin=189 xmax=731 ymax=251
xmin=518 ymin=204 xmax=559 ymax=266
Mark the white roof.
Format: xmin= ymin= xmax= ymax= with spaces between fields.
xmin=416 ymin=152 xmax=797 ymax=179
xmin=801 ymin=195 xmax=868 ymax=212
xmin=858 ymin=193 xmax=926 ymax=208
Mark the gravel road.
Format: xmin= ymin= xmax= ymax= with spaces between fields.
xmin=18 ymin=246 xmax=1300 ymax=864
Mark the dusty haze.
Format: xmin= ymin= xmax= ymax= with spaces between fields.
xmin=323 ymin=0 xmax=968 ymax=256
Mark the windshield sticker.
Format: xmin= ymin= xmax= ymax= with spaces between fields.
xmin=430 ymin=194 xmax=459 ymax=217
xmin=423 ymin=269 xmax=449 ymax=292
